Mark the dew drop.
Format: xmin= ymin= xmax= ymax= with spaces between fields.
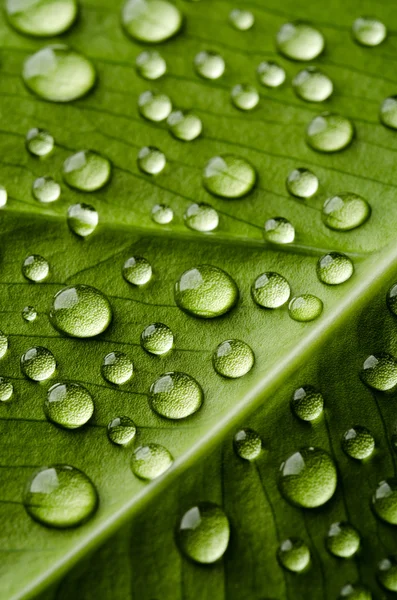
xmin=6 ymin=0 xmax=78 ymax=37
xmin=373 ymin=479 xmax=397 ymax=524
xmin=23 ymin=465 xmax=98 ymax=528
xmin=177 ymin=503 xmax=230 ymax=564
xmin=229 ymin=8 xmax=254 ymax=31
xmin=0 ymin=377 xmax=13 ymax=402
xmin=138 ymin=90 xmax=172 ymax=122
xmin=63 ymin=150 xmax=111 ymax=192
xmin=22 ymin=306 xmax=37 ymax=322
xmin=21 ymin=346 xmax=56 ymax=382
xmin=256 ymin=61 xmax=286 ymax=88
xmin=149 ymin=371 xmax=203 ymax=419
xmin=378 ymin=557 xmax=397 ymax=592
xmin=136 ymin=50 xmax=166 ymax=80
xmin=203 ymin=155 xmax=257 ymax=199
xmin=123 ymin=256 xmax=152 ymax=286
xmin=360 ymin=353 xmax=397 ymax=391
xmin=339 ymin=584 xmax=372 ymax=600
xmin=291 ymin=386 xmax=324 ymax=422
xmin=184 ymin=203 xmax=219 ymax=232
xmin=231 ymin=84 xmax=259 ymax=111
xmin=67 ymin=203 xmax=99 ymax=238
xmin=26 ymin=128 xmax=54 ymax=158
xmin=174 ymin=264 xmax=238 ymax=318
xmin=194 ymin=51 xmax=225 ymax=80
xmin=138 ymin=146 xmax=166 ymax=175
xmin=286 ymin=168 xmax=318 ymax=199
xmin=233 ymin=428 xmax=262 ymax=460
xmin=317 ymin=252 xmax=354 ymax=285
xmin=292 ymin=67 xmax=333 ymax=102
xmin=141 ymin=323 xmax=174 ymax=356
xmin=0 ymin=186 xmax=7 ymax=208
xmin=277 ymin=538 xmax=310 ymax=573
xmin=326 ymin=522 xmax=360 ymax=558
xmin=352 ymin=17 xmax=386 ymax=47
xmin=0 ymin=331 xmax=9 ymax=359
xmin=307 ymin=113 xmax=355 ymax=153
xmin=322 ymin=193 xmax=370 ymax=232
xmin=32 ymin=176 xmax=60 ymax=204
xmin=213 ymin=339 xmax=254 ymax=379
xmin=167 ymin=110 xmax=202 ymax=141
xmin=23 ymin=45 xmax=96 ymax=103
xmin=122 ymin=0 xmax=183 ymax=43
xmin=251 ymin=272 xmax=290 ymax=309
xmin=22 ymin=254 xmax=49 ymax=282
xmin=107 ymin=416 xmax=136 ymax=446
xmin=342 ymin=426 xmax=375 ymax=460
xmin=102 ymin=352 xmax=133 ymax=385
xmin=279 ymin=447 xmax=337 ymax=508
xmin=387 ymin=283 xmax=397 ymax=317
xmin=131 ymin=443 xmax=173 ymax=480
xmin=151 ymin=203 xmax=174 ymax=224
xmin=50 ymin=284 xmax=112 ymax=338
xmin=380 ymin=96 xmax=397 ymax=130
xmin=264 ymin=217 xmax=295 ymax=244
xmin=45 ymin=382 xmax=94 ymax=429
xmin=276 ymin=21 xmax=325 ymax=61
xmin=288 ymin=294 xmax=323 ymax=322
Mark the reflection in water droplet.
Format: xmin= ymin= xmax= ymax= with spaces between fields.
xmin=177 ymin=503 xmax=230 ymax=564
xmin=123 ymin=256 xmax=152 ymax=286
xmin=26 ymin=128 xmax=54 ymax=157
xmin=307 ymin=113 xmax=355 ymax=153
xmin=102 ymin=352 xmax=133 ymax=385
xmin=257 ymin=61 xmax=286 ymax=88
xmin=136 ymin=50 xmax=166 ymax=80
xmin=122 ymin=0 xmax=183 ymax=43
xmin=378 ymin=556 xmax=397 ymax=592
xmin=0 ymin=185 xmax=7 ymax=208
xmin=6 ymin=0 xmax=78 ymax=37
xmin=0 ymin=377 xmax=13 ymax=402
xmin=291 ymin=386 xmax=324 ymax=422
xmin=373 ymin=479 xmax=397 ymax=524
xmin=63 ymin=150 xmax=111 ymax=192
xmin=67 ymin=203 xmax=99 ymax=237
xmin=352 ymin=17 xmax=386 ymax=47
xmin=32 ymin=176 xmax=61 ymax=203
xmin=151 ymin=203 xmax=174 ymax=224
xmin=233 ymin=428 xmax=262 ymax=460
xmin=175 ymin=265 xmax=239 ymax=318
xmin=380 ymin=96 xmax=397 ymax=130
xmin=264 ymin=217 xmax=295 ymax=244
xmin=0 ymin=331 xmax=9 ymax=359
xmin=213 ymin=339 xmax=254 ymax=378
xmin=231 ymin=84 xmax=259 ymax=111
xmin=342 ymin=426 xmax=375 ymax=460
xmin=45 ymin=382 xmax=94 ymax=429
xmin=322 ymin=193 xmax=370 ymax=232
xmin=22 ymin=255 xmax=49 ymax=282
xmin=326 ymin=522 xmax=360 ymax=558
xmin=138 ymin=90 xmax=172 ymax=122
xmin=277 ymin=22 xmax=325 ymax=61
xmin=131 ymin=443 xmax=173 ymax=480
xmin=149 ymin=371 xmax=203 ymax=419
xmin=50 ymin=284 xmax=112 ymax=338
xmin=195 ymin=51 xmax=225 ymax=80
xmin=23 ymin=465 xmax=98 ymax=528
xmin=293 ymin=67 xmax=333 ymax=102
xmin=339 ymin=583 xmax=372 ymax=599
xmin=360 ymin=353 xmax=397 ymax=391
xmin=286 ymin=168 xmax=318 ymax=199
xmin=23 ymin=45 xmax=96 ymax=103
xmin=317 ymin=252 xmax=354 ymax=285
xmin=184 ymin=203 xmax=219 ymax=232
xmin=138 ymin=146 xmax=166 ymax=175
xmin=251 ymin=272 xmax=290 ymax=309
xmin=203 ymin=155 xmax=257 ymax=199
xmin=21 ymin=346 xmax=56 ymax=382
xmin=278 ymin=538 xmax=310 ymax=573
xmin=141 ymin=323 xmax=174 ymax=356
xmin=22 ymin=306 xmax=37 ymax=322
xmin=108 ymin=416 xmax=136 ymax=446
xmin=167 ymin=110 xmax=202 ymax=141
xmin=288 ymin=295 xmax=323 ymax=322
xmin=229 ymin=9 xmax=254 ymax=31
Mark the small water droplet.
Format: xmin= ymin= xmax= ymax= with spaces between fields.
xmin=137 ymin=146 xmax=166 ymax=175
xmin=0 ymin=331 xmax=9 ymax=359
xmin=339 ymin=584 xmax=372 ymax=599
xmin=26 ymin=128 xmax=54 ymax=158
xmin=256 ymin=61 xmax=285 ymax=88
xmin=293 ymin=67 xmax=333 ymax=102
xmin=307 ymin=112 xmax=355 ymax=153
xmin=22 ymin=255 xmax=49 ymax=282
xmin=167 ymin=110 xmax=202 ymax=141
xmin=0 ymin=377 xmax=13 ymax=402
xmin=286 ymin=168 xmax=318 ymax=199
xmin=50 ymin=284 xmax=112 ymax=338
xmin=317 ymin=252 xmax=354 ymax=285
xmin=229 ymin=8 xmax=254 ymax=31
xmin=131 ymin=443 xmax=173 ymax=480
xmin=291 ymin=386 xmax=324 ymax=422
xmin=231 ymin=84 xmax=259 ymax=111
xmin=149 ymin=371 xmax=203 ymax=419
xmin=373 ymin=479 xmax=397 ymax=525
xmin=102 ymin=352 xmax=133 ymax=385
xmin=23 ymin=45 xmax=96 ymax=103
xmin=277 ymin=538 xmax=310 ymax=573
xmin=122 ymin=0 xmax=183 ymax=43
xmin=264 ymin=217 xmax=295 ymax=244
xmin=21 ymin=346 xmax=56 ymax=382
xmin=380 ymin=96 xmax=397 ymax=130
xmin=327 ymin=522 xmax=360 ymax=559
xmin=151 ymin=203 xmax=174 ymax=224
xmin=123 ymin=256 xmax=152 ymax=286
xmin=276 ymin=21 xmax=325 ymax=61
xmin=213 ymin=339 xmax=254 ymax=379
xmin=23 ymin=465 xmax=98 ymax=528
xmin=233 ymin=428 xmax=262 ymax=460
xmin=288 ymin=294 xmax=323 ymax=322
xmin=45 ymin=382 xmax=94 ymax=429
xmin=194 ymin=51 xmax=225 ymax=80
xmin=177 ymin=503 xmax=230 ymax=564
xmin=136 ymin=50 xmax=166 ymax=80
xmin=360 ymin=353 xmax=397 ymax=391
xmin=251 ymin=272 xmax=290 ymax=309
xmin=342 ymin=426 xmax=375 ymax=460
xmin=322 ymin=193 xmax=370 ymax=232
xmin=67 ymin=203 xmax=99 ymax=237
xmin=279 ymin=447 xmax=337 ymax=507
xmin=32 ymin=176 xmax=61 ymax=203
xmin=63 ymin=150 xmax=111 ymax=192
xmin=108 ymin=416 xmax=136 ymax=446
xmin=352 ymin=17 xmax=386 ymax=47
xmin=0 ymin=185 xmax=7 ymax=208
xmin=175 ymin=264 xmax=239 ymax=318
xmin=138 ymin=90 xmax=172 ymax=122
xmin=6 ymin=0 xmax=78 ymax=37
xmin=203 ymin=155 xmax=256 ymax=199
xmin=141 ymin=323 xmax=174 ymax=356
xmin=22 ymin=306 xmax=37 ymax=322
xmin=184 ymin=203 xmax=219 ymax=232
xmin=378 ymin=556 xmax=397 ymax=592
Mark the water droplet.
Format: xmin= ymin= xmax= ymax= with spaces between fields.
xmin=251 ymin=272 xmax=290 ymax=309
xmin=177 ymin=503 xmax=230 ymax=564
xmin=0 ymin=377 xmax=13 ymax=402
xmin=279 ymin=447 xmax=337 ymax=508
xmin=373 ymin=479 xmax=397 ymax=524
xmin=256 ymin=61 xmax=286 ymax=88
xmin=23 ymin=465 xmax=97 ymax=528
xmin=45 ymin=382 xmax=94 ymax=429
xmin=26 ymin=128 xmax=54 ymax=158
xmin=339 ymin=584 xmax=372 ymax=599
xmin=141 ymin=323 xmax=174 ymax=356
xmin=102 ymin=352 xmax=133 ymax=385
xmin=322 ymin=193 xmax=370 ymax=232
xmin=151 ymin=203 xmax=173 ymax=224
xmin=175 ymin=264 xmax=239 ymax=318
xmin=67 ymin=203 xmax=99 ymax=237
xmin=307 ymin=113 xmax=355 ymax=153
xmin=0 ymin=185 xmax=7 ymax=208
xmin=138 ymin=146 xmax=166 ymax=175
xmin=123 ymin=256 xmax=152 ymax=286
xmin=293 ymin=67 xmax=333 ymax=102
xmin=107 ymin=416 xmax=136 ymax=446
xmin=0 ymin=331 xmax=9 ymax=359
xmin=21 ymin=346 xmax=56 ymax=382
xmin=276 ymin=21 xmax=325 ymax=61
xmin=378 ymin=556 xmax=397 ymax=592
xmin=291 ymin=386 xmax=324 ymax=422
xmin=22 ymin=306 xmax=37 ymax=322
xmin=360 ymin=353 xmax=397 ymax=391
xmin=167 ymin=110 xmax=202 ymax=141
xmin=149 ymin=371 xmax=203 ymax=419
xmin=32 ymin=176 xmax=61 ymax=204
xmin=286 ymin=168 xmax=318 ymax=199
xmin=277 ymin=538 xmax=310 ymax=573
xmin=50 ymin=284 xmax=112 ymax=338
xmin=342 ymin=426 xmax=375 ymax=460
xmin=231 ymin=84 xmax=259 ymax=111
xmin=233 ymin=428 xmax=262 ymax=460
xmin=63 ymin=150 xmax=111 ymax=192
xmin=203 ymin=155 xmax=256 ymax=199
xmin=184 ymin=203 xmax=219 ymax=232
xmin=194 ymin=51 xmax=225 ymax=80
xmin=122 ymin=0 xmax=183 ymax=43
xmin=131 ymin=443 xmax=173 ymax=480
xmin=136 ymin=50 xmax=166 ymax=80
xmin=138 ymin=90 xmax=172 ymax=122
xmin=229 ymin=8 xmax=254 ymax=31
xmin=22 ymin=255 xmax=49 ymax=282
xmin=352 ymin=17 xmax=386 ymax=47
xmin=326 ymin=522 xmax=360 ymax=558
xmin=213 ymin=339 xmax=254 ymax=379
xmin=6 ymin=0 xmax=78 ymax=36
xmin=387 ymin=283 xmax=397 ymax=317
xmin=380 ymin=96 xmax=397 ymax=130
xmin=288 ymin=294 xmax=323 ymax=322
xmin=264 ymin=217 xmax=295 ymax=244
xmin=23 ymin=45 xmax=96 ymax=103
xmin=317 ymin=252 xmax=354 ymax=285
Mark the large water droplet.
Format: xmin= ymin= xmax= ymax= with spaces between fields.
xmin=0 ymin=377 xmax=13 ymax=402
xmin=277 ymin=22 xmax=325 ymax=61
xmin=50 ymin=285 xmax=112 ymax=338
xmin=167 ymin=110 xmax=202 ymax=141
xmin=229 ymin=8 xmax=254 ymax=31
xmin=138 ymin=90 xmax=172 ymax=122
xmin=23 ymin=45 xmax=96 ymax=103
xmin=26 ymin=128 xmax=54 ymax=158
xmin=151 ymin=203 xmax=174 ymax=224
xmin=378 ymin=557 xmax=397 ymax=592
xmin=322 ymin=193 xmax=370 ymax=232
xmin=203 ymin=155 xmax=257 ymax=199
xmin=373 ymin=479 xmax=397 ymax=525
xmin=257 ymin=61 xmax=286 ymax=88
xmin=264 ymin=217 xmax=295 ymax=244
xmin=63 ymin=150 xmax=111 ymax=192
xmin=380 ymin=96 xmax=397 ymax=130
xmin=288 ymin=294 xmax=323 ymax=322
xmin=291 ymin=386 xmax=324 ymax=422
xmin=277 ymin=538 xmax=310 ymax=573
xmin=194 ymin=51 xmax=225 ymax=80
xmin=0 ymin=186 xmax=7 ymax=208
xmin=149 ymin=371 xmax=203 ymax=419
xmin=231 ymin=84 xmax=259 ymax=111
xmin=233 ymin=428 xmax=262 ymax=461
xmin=21 ymin=346 xmax=56 ymax=382
xmin=175 ymin=265 xmax=239 ymax=318
xmin=45 ymin=382 xmax=94 ymax=429
xmin=138 ymin=146 xmax=166 ymax=175
xmin=122 ymin=0 xmax=183 ymax=43
xmin=141 ymin=323 xmax=174 ymax=356
xmin=23 ymin=465 xmax=98 ymax=528
xmin=342 ymin=426 xmax=375 ymax=460
xmin=286 ymin=168 xmax=318 ymax=199
xmin=32 ymin=176 xmax=60 ymax=203
xmin=0 ymin=331 xmax=9 ymax=359
xmin=136 ymin=50 xmax=166 ymax=80
xmin=307 ymin=113 xmax=355 ymax=153
xmin=131 ymin=443 xmax=173 ymax=480
xmin=102 ymin=352 xmax=133 ymax=385
xmin=352 ymin=17 xmax=386 ymax=47
xmin=6 ymin=0 xmax=78 ymax=37
xmin=177 ymin=503 xmax=230 ymax=564
xmin=326 ymin=522 xmax=360 ymax=558
xmin=360 ymin=354 xmax=397 ymax=391
xmin=107 ymin=416 xmax=136 ymax=446
xmin=251 ymin=272 xmax=290 ymax=309
xmin=317 ymin=252 xmax=354 ymax=285
xmin=22 ymin=254 xmax=49 ymax=282
xmin=339 ymin=584 xmax=372 ymax=600
xmin=123 ymin=256 xmax=152 ymax=285
xmin=279 ymin=447 xmax=337 ymax=508
xmin=22 ymin=306 xmax=37 ymax=322
xmin=67 ymin=203 xmax=99 ymax=237
xmin=184 ymin=203 xmax=219 ymax=232
xmin=213 ymin=339 xmax=254 ymax=378
xmin=293 ymin=67 xmax=333 ymax=102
